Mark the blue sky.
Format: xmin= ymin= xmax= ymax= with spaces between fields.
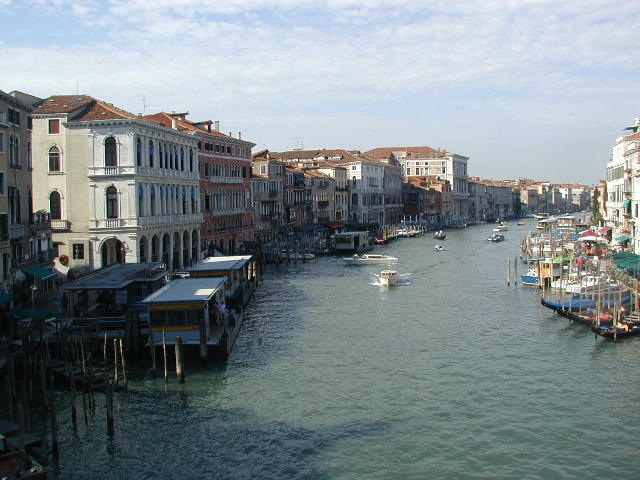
xmin=2 ymin=0 xmax=640 ymax=184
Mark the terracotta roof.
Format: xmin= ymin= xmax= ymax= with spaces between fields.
xmin=365 ymin=146 xmax=447 ymax=160
xmin=145 ymin=112 xmax=239 ymax=141
xmin=74 ymin=100 xmax=137 ymax=121
xmin=34 ymin=95 xmax=95 ymax=114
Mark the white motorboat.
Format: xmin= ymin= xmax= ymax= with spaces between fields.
xmin=376 ymin=270 xmax=399 ymax=285
xmin=434 ymin=245 xmax=446 ymax=251
xmin=565 ymin=275 xmax=621 ymax=295
xmin=342 ymin=253 xmax=399 ymax=265
xmin=493 ymin=223 xmax=508 ymax=232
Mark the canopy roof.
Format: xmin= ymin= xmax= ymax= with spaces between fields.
xmin=139 ymin=277 xmax=225 ymax=306
xmin=22 ymin=265 xmax=56 ymax=280
xmin=185 ymin=255 xmax=252 ymax=274
xmin=611 ymin=252 xmax=640 ymax=271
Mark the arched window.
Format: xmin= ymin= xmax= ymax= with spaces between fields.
xmin=189 ymin=148 xmax=194 ymax=172
xmin=190 ymin=187 xmax=196 ymax=213
xmin=180 ymin=147 xmax=185 ymax=171
xmin=182 ymin=186 xmax=187 ymax=214
xmin=106 ymin=186 xmax=118 ymax=218
xmin=164 ymin=143 xmax=169 ymax=168
xmin=136 ymin=138 xmax=142 ymax=166
xmin=158 ymin=143 xmax=164 ymax=168
xmin=138 ymin=185 xmax=144 ymax=217
xmin=105 ymin=137 xmax=117 ymax=166
xmin=351 ymin=193 xmax=358 ymax=206
xmin=49 ymin=146 xmax=61 ymax=171
xmin=50 ymin=191 xmax=61 ymax=219
xmin=148 ymin=140 xmax=154 ymax=167
xmin=150 ymin=185 xmax=156 ymax=216
xmin=169 ymin=144 xmax=174 ymax=170
xmin=352 ymin=176 xmax=357 ymax=187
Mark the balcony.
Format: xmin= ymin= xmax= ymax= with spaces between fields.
xmin=207 ymin=208 xmax=247 ymax=217
xmin=51 ymin=219 xmax=70 ymax=231
xmin=9 ymin=223 xmax=25 ymax=239
xmin=137 ymin=213 xmax=203 ymax=227
xmin=207 ymin=176 xmax=244 ymax=184
xmin=88 ymin=165 xmax=200 ymax=181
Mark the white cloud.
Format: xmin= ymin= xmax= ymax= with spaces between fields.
xmin=4 ymin=0 xmax=640 ymax=182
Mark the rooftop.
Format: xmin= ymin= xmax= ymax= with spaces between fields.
xmin=62 ymin=262 xmax=167 ymax=290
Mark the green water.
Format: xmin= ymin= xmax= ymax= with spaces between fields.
xmin=38 ymin=220 xmax=640 ymax=479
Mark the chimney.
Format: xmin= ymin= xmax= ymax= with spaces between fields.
xmin=171 ymin=118 xmax=178 ymax=130
xmin=214 ymin=120 xmax=220 ymax=131
xmin=207 ymin=123 xmax=211 ymax=133
xmin=238 ymin=131 xmax=242 ymax=140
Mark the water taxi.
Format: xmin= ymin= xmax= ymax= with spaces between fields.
xmin=342 ymin=253 xmax=398 ymax=265
xmin=487 ymin=233 xmax=505 ymax=242
xmin=493 ymin=223 xmax=508 ymax=232
xmin=434 ymin=245 xmax=446 ymax=252
xmin=377 ymin=270 xmax=399 ymax=286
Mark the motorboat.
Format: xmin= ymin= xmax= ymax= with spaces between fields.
xmin=517 ymin=221 xmax=525 ymax=226
xmin=342 ymin=253 xmax=399 ymax=265
xmin=493 ymin=223 xmax=508 ymax=232
xmin=521 ymin=267 xmax=540 ymax=286
xmin=487 ymin=233 xmax=505 ymax=242
xmin=376 ymin=270 xmax=399 ymax=286
xmin=432 ymin=230 xmax=446 ymax=240
xmin=434 ymin=245 xmax=446 ymax=252
xmin=565 ymin=275 xmax=621 ymax=295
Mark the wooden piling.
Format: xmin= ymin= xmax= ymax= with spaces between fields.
xmin=113 ymin=338 xmax=119 ymax=386
xmin=175 ymin=336 xmax=185 ymax=384
xmin=199 ymin=319 xmax=207 ymax=361
xmin=149 ymin=330 xmax=157 ymax=377
xmin=68 ymin=363 xmax=77 ymax=431
xmin=119 ymin=338 xmax=127 ymax=391
xmin=163 ymin=330 xmax=168 ymax=383
xmin=507 ymin=258 xmax=511 ymax=286
xmin=514 ymin=256 xmax=518 ymax=285
xmin=49 ymin=386 xmax=59 ymax=455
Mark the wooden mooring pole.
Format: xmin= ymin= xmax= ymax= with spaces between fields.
xmin=175 ymin=336 xmax=185 ymax=384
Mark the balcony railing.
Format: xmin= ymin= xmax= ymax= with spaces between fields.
xmin=207 ymin=176 xmax=244 ymax=184
xmin=207 ymin=208 xmax=247 ymax=217
xmin=90 ymin=213 xmax=203 ymax=230
xmin=51 ymin=219 xmax=70 ymax=231
xmin=88 ymin=165 xmax=199 ymax=181
xmin=9 ymin=223 xmax=25 ymax=239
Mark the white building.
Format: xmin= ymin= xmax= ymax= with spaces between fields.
xmin=606 ymin=123 xmax=636 ymax=247
xmin=365 ymin=146 xmax=469 ymax=224
xmin=31 ymin=95 xmax=202 ymax=272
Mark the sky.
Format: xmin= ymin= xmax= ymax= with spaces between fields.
xmin=2 ymin=0 xmax=639 ymax=184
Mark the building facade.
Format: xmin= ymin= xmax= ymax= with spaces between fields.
xmin=31 ymin=95 xmax=202 ymax=272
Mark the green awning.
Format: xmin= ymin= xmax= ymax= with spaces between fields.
xmin=622 ymin=199 xmax=632 ymax=208
xmin=617 ymin=235 xmax=630 ymax=242
xmin=22 ymin=265 xmax=56 ymax=280
xmin=0 ymin=292 xmax=12 ymax=304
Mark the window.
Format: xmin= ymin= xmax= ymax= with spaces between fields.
xmin=148 ymin=140 xmax=154 ymax=167
xmin=48 ymin=119 xmax=60 ymax=134
xmin=136 ymin=138 xmax=142 ymax=166
xmin=150 ymin=185 xmax=156 ymax=216
xmin=72 ymin=244 xmax=85 ymax=260
xmin=8 ymin=187 xmax=20 ymax=224
xmin=104 ymin=137 xmax=117 ymax=166
xmin=49 ymin=146 xmax=61 ymax=171
xmin=106 ymin=186 xmax=118 ymax=218
xmin=0 ymin=132 xmax=3 ymax=153
xmin=9 ymin=135 xmax=19 ymax=168
xmin=50 ymin=191 xmax=61 ymax=219
xmin=0 ymin=172 xmax=4 ymax=195
xmin=189 ymin=148 xmax=194 ymax=171
xmin=180 ymin=147 xmax=185 ymax=171
xmin=138 ymin=185 xmax=144 ymax=216
xmin=7 ymin=108 xmax=20 ymax=126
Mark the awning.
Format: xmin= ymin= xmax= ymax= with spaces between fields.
xmin=579 ymin=230 xmax=596 ymax=237
xmin=617 ymin=235 xmax=631 ymax=242
xmin=622 ymin=199 xmax=632 ymax=208
xmin=599 ymin=226 xmax=612 ymax=233
xmin=0 ymin=292 xmax=12 ymax=304
xmin=324 ymin=222 xmax=345 ymax=228
xmin=22 ymin=265 xmax=56 ymax=280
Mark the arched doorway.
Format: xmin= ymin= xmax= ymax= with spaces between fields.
xmin=182 ymin=231 xmax=190 ymax=267
xmin=100 ymin=238 xmax=123 ymax=268
xmin=139 ymin=237 xmax=147 ymax=262
xmin=162 ymin=233 xmax=170 ymax=266
xmin=151 ymin=235 xmax=159 ymax=262
xmin=192 ymin=230 xmax=199 ymax=262
xmin=172 ymin=232 xmax=180 ymax=270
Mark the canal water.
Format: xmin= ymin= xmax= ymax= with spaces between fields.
xmin=38 ymin=220 xmax=640 ymax=479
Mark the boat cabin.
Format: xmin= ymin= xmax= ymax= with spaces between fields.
xmin=331 ymin=231 xmax=370 ymax=252
xmin=536 ymin=217 xmax=557 ymax=232
xmin=62 ymin=262 xmax=167 ymax=331
xmin=184 ymin=255 xmax=256 ymax=308
xmin=139 ymin=277 xmax=236 ymax=358
xmin=556 ymin=215 xmax=578 ymax=232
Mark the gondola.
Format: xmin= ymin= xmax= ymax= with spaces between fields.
xmin=592 ymin=322 xmax=640 ymax=338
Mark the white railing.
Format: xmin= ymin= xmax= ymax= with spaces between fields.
xmin=89 ymin=165 xmax=200 ymax=181
xmin=207 ymin=208 xmax=247 ymax=217
xmin=208 ymin=176 xmax=244 ymax=184
xmin=137 ymin=213 xmax=203 ymax=227
xmin=51 ymin=219 xmax=70 ymax=231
